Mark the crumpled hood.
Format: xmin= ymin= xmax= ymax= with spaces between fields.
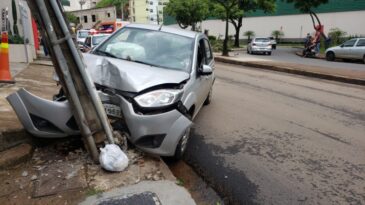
xmin=83 ymin=53 xmax=190 ymax=93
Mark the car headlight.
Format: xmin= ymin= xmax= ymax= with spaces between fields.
xmin=134 ymin=89 xmax=183 ymax=108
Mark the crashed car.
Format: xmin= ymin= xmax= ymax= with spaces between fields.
xmin=7 ymin=24 xmax=215 ymax=159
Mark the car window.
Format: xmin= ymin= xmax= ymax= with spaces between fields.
xmin=197 ymin=39 xmax=206 ymax=69
xmin=92 ymin=35 xmax=108 ymax=46
xmin=255 ymin=38 xmax=270 ymax=42
xmin=96 ymin=27 xmax=194 ymax=73
xmin=85 ymin=37 xmax=91 ymax=47
xmin=356 ymin=39 xmax=365 ymax=47
xmin=78 ymin=31 xmax=88 ymax=38
xmin=343 ymin=39 xmax=356 ymax=47
xmin=203 ymin=39 xmax=213 ymax=64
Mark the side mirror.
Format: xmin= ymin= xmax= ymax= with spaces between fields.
xmin=200 ymin=65 xmax=213 ymax=75
xmin=340 ymin=44 xmax=344 ymax=48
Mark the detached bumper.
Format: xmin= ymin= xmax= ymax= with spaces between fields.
xmin=6 ymin=88 xmax=79 ymax=138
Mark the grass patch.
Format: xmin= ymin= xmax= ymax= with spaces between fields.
xmin=85 ymin=187 xmax=103 ymax=196
xmin=176 ymin=178 xmax=185 ymax=186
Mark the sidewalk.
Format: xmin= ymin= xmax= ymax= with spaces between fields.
xmin=0 ymin=61 xmax=196 ymax=205
xmin=214 ymin=53 xmax=365 ymax=86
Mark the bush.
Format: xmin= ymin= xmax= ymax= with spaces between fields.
xmin=328 ymin=28 xmax=347 ymax=46
xmin=8 ymin=35 xmax=24 ymax=44
xmin=208 ymin=35 xmax=217 ymax=42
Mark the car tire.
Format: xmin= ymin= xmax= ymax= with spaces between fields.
xmin=247 ymin=49 xmax=250 ymax=54
xmin=326 ymin=52 xmax=335 ymax=61
xmin=268 ymin=52 xmax=272 ymax=56
xmin=173 ymin=127 xmax=191 ymax=160
xmin=363 ymin=55 xmax=365 ymax=64
xmin=204 ymin=88 xmax=212 ymax=105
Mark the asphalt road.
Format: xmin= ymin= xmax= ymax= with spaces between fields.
xmin=234 ymin=47 xmax=365 ymax=72
xmin=185 ymin=62 xmax=365 ymax=205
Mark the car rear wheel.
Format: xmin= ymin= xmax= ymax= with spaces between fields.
xmin=247 ymin=48 xmax=251 ymax=54
xmin=363 ymin=55 xmax=365 ymax=64
xmin=326 ymin=52 xmax=335 ymax=61
xmin=268 ymin=52 xmax=272 ymax=56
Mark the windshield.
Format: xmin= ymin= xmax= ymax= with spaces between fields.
xmin=92 ymin=35 xmax=108 ymax=46
xmin=78 ymin=31 xmax=89 ymax=38
xmin=95 ymin=27 xmax=194 ymax=72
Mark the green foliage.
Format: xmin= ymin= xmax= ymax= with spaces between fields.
xmin=8 ymin=34 xmax=24 ymax=44
xmin=243 ymin=30 xmax=255 ymax=40
xmin=85 ymin=187 xmax=103 ymax=196
xmin=271 ymin=30 xmax=284 ymax=40
xmin=328 ymin=27 xmax=347 ymax=46
xmin=208 ymin=35 xmax=217 ymax=41
xmin=66 ymin=13 xmax=79 ymax=25
xmin=176 ymin=178 xmax=185 ymax=186
xmin=165 ymin=0 xmax=209 ymax=31
xmin=12 ymin=0 xmax=19 ymax=36
xmin=283 ymin=0 xmax=329 ymax=12
xmin=96 ymin=0 xmax=129 ymax=19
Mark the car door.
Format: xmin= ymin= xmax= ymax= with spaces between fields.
xmin=202 ymin=38 xmax=215 ymax=94
xmin=339 ymin=39 xmax=357 ymax=58
xmin=194 ymin=38 xmax=210 ymax=109
xmin=351 ymin=39 xmax=365 ymax=60
xmin=84 ymin=37 xmax=92 ymax=52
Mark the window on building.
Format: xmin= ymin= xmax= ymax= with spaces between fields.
xmin=150 ymin=1 xmax=153 ymax=5
xmin=107 ymin=13 xmax=111 ymax=18
xmin=163 ymin=2 xmax=167 ymax=5
xmin=150 ymin=9 xmax=153 ymax=13
xmin=146 ymin=8 xmax=149 ymax=11
xmin=92 ymin=15 xmax=96 ymax=22
xmin=83 ymin=15 xmax=88 ymax=23
xmin=159 ymin=10 xmax=163 ymax=14
xmin=158 ymin=2 xmax=162 ymax=5
xmin=150 ymin=17 xmax=154 ymax=21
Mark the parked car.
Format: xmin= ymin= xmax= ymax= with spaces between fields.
xmin=268 ymin=37 xmax=277 ymax=49
xmin=82 ymin=34 xmax=111 ymax=52
xmin=7 ymin=24 xmax=215 ymax=159
xmin=247 ymin=37 xmax=272 ymax=55
xmin=76 ymin=29 xmax=89 ymax=46
xmin=325 ymin=38 xmax=365 ymax=63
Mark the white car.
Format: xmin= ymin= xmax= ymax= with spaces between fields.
xmin=82 ymin=34 xmax=111 ymax=52
xmin=325 ymin=38 xmax=365 ymax=63
xmin=76 ymin=29 xmax=89 ymax=46
xmin=247 ymin=38 xmax=272 ymax=55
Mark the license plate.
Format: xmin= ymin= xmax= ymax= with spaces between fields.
xmin=104 ymin=104 xmax=122 ymax=118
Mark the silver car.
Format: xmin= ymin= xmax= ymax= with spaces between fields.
xmin=7 ymin=24 xmax=215 ymax=159
xmin=325 ymin=38 xmax=365 ymax=63
xmin=247 ymin=37 xmax=272 ymax=55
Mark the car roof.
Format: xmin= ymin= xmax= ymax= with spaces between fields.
xmin=125 ymin=24 xmax=199 ymax=39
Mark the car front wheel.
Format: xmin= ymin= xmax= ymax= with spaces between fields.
xmin=173 ymin=127 xmax=191 ymax=160
xmin=326 ymin=52 xmax=335 ymax=61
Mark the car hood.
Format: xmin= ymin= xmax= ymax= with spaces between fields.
xmin=83 ymin=53 xmax=190 ymax=93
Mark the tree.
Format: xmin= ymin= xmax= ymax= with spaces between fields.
xmin=284 ymin=0 xmax=328 ymax=36
xmin=96 ymin=0 xmax=129 ymax=20
xmin=213 ymin=0 xmax=275 ymax=48
xmin=66 ymin=13 xmax=79 ymax=25
xmin=12 ymin=0 xmax=19 ymax=36
xmin=164 ymin=0 xmax=209 ymax=31
xmin=243 ymin=30 xmax=255 ymax=42
xmin=271 ymin=30 xmax=284 ymax=41
xmin=212 ymin=0 xmax=237 ymax=56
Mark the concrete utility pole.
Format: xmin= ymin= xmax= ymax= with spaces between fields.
xmin=27 ymin=0 xmax=115 ymax=162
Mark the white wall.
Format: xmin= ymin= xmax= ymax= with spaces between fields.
xmin=172 ymin=10 xmax=365 ymax=39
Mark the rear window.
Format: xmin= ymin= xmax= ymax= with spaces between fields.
xmin=255 ymin=38 xmax=270 ymax=42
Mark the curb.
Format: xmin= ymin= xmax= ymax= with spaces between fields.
xmin=214 ymin=56 xmax=365 ymax=86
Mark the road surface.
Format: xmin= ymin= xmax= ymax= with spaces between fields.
xmin=233 ymin=47 xmax=365 ymax=72
xmin=185 ymin=62 xmax=365 ymax=204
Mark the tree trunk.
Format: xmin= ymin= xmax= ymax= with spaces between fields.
xmin=222 ymin=11 xmax=229 ymax=56
xmin=234 ymin=27 xmax=240 ymax=47
xmin=191 ymin=23 xmax=196 ymax=31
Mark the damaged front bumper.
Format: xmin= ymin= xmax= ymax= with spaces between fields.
xmin=7 ymin=89 xmax=192 ymax=156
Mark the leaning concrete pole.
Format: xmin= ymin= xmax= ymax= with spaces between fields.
xmin=27 ymin=0 xmax=115 ymax=162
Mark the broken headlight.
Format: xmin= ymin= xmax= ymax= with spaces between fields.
xmin=134 ymin=89 xmax=183 ymax=108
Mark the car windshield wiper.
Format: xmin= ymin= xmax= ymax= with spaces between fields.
xmin=93 ymin=50 xmax=118 ymax=58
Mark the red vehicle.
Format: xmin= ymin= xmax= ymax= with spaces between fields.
xmin=98 ymin=21 xmax=130 ymax=34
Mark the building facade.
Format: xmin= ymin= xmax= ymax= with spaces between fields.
xmin=69 ymin=6 xmax=117 ymax=29
xmin=62 ymin=0 xmax=102 ymax=12
xmin=129 ymin=0 xmax=169 ymax=25
xmin=164 ymin=0 xmax=365 ymax=40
